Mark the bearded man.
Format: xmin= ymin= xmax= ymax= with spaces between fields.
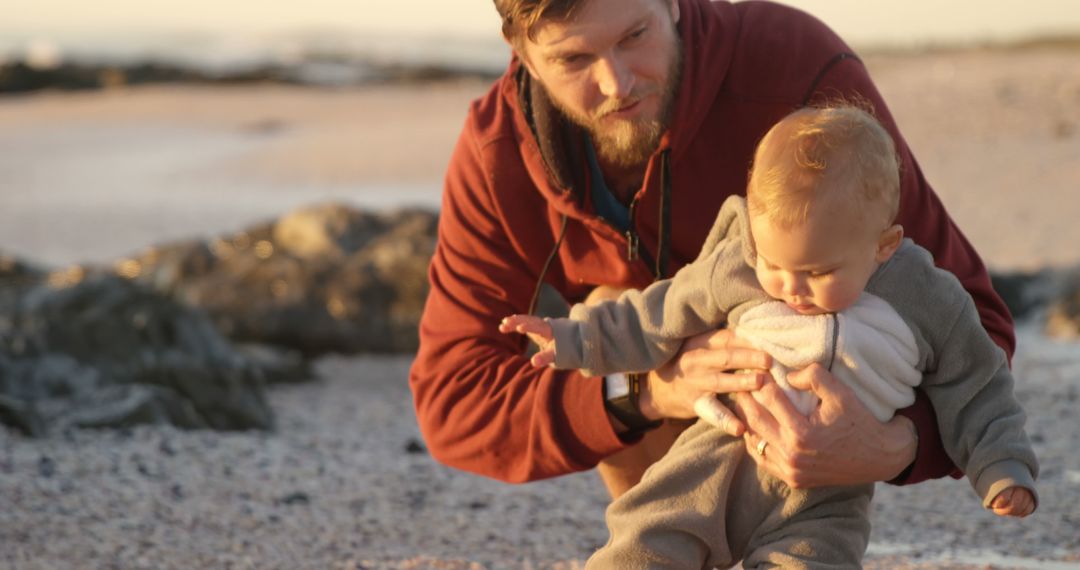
xmin=409 ymin=0 xmax=1014 ymax=500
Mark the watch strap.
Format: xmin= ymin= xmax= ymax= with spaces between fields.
xmin=604 ymin=372 xmax=662 ymax=435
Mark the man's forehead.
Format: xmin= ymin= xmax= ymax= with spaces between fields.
xmin=528 ymin=0 xmax=659 ymax=53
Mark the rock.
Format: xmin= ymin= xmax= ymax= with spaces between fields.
xmin=990 ymin=266 xmax=1080 ymax=339
xmin=990 ymin=269 xmax=1053 ymax=321
xmin=37 ymin=455 xmax=55 ymax=478
xmin=0 ymin=273 xmax=305 ymax=435
xmin=1045 ymin=273 xmax=1080 ymax=340
xmin=404 ymin=439 xmax=426 ymax=454
xmin=233 ymin=343 xmax=311 ymax=385
xmin=125 ymin=239 xmax=218 ymax=297
xmin=0 ymin=393 xmax=46 ymax=436
xmin=63 ymin=384 xmax=207 ymax=430
xmin=0 ymin=58 xmax=500 ymax=95
xmin=128 ymin=206 xmax=438 ymax=355
xmin=272 ymin=203 xmax=385 ymax=259
xmin=0 ymin=60 xmax=268 ymax=94
xmin=0 ymin=252 xmax=45 ymax=317
xmin=0 ymin=252 xmax=44 ymax=280
xmin=277 ymin=491 xmax=311 ymax=506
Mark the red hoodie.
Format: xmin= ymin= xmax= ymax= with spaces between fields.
xmin=410 ymin=0 xmax=1014 ymax=484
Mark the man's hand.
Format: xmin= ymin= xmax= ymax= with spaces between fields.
xmin=639 ymin=328 xmax=769 ymax=437
xmin=990 ymin=487 xmax=1036 ymax=518
xmin=499 ymin=315 xmax=556 ymax=367
xmin=734 ymin=363 xmax=918 ymax=488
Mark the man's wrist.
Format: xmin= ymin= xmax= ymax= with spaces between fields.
xmin=635 ymin=370 xmax=662 ymax=421
xmin=603 ymin=372 xmax=662 ymax=436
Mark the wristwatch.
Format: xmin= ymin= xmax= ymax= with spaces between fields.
xmin=603 ymin=372 xmax=662 ymax=435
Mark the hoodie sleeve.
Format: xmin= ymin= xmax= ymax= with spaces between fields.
xmin=408 ymin=114 xmax=628 ymax=484
xmin=809 ymin=54 xmax=1016 ymax=486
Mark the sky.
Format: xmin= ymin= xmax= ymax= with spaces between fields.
xmin=3 ymin=0 xmax=1080 ymax=60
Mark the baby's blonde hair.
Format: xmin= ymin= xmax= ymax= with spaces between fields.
xmin=747 ymin=105 xmax=900 ymax=232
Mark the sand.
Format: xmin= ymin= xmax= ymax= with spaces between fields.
xmin=0 ymin=81 xmax=481 ymax=267
xmin=864 ymin=48 xmax=1080 ymax=272
xmin=1 ymin=48 xmax=1079 ymax=270
xmin=1 ymin=46 xmax=1080 ymax=568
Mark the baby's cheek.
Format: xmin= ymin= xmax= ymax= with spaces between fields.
xmin=756 ymin=272 xmax=782 ymax=300
xmin=819 ymin=283 xmax=861 ymax=312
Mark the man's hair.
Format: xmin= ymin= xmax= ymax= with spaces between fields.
xmin=747 ymin=104 xmax=901 ymax=231
xmin=493 ymin=0 xmax=579 ymax=44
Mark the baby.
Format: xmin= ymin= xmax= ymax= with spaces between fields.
xmin=500 ymin=105 xmax=1037 ymax=568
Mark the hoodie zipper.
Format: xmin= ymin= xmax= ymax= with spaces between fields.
xmin=615 ymin=149 xmax=671 ymax=276
xmin=625 ymin=195 xmax=640 ymax=262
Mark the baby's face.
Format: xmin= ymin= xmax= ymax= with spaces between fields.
xmin=750 ymin=211 xmax=887 ymax=315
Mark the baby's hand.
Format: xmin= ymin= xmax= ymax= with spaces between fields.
xmin=990 ymin=486 xmax=1035 ymax=518
xmin=499 ymin=314 xmax=557 ymax=367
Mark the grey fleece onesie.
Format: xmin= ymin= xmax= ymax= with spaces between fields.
xmin=545 ymin=197 xmax=1037 ymax=569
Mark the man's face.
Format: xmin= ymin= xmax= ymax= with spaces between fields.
xmin=517 ymin=0 xmax=682 ymax=168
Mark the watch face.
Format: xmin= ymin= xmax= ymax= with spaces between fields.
xmin=605 ymin=373 xmax=631 ymax=400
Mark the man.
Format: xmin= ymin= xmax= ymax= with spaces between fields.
xmin=409 ymin=0 xmax=1014 ymax=499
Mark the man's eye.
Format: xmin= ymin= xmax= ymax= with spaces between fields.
xmin=618 ymin=27 xmax=648 ymax=48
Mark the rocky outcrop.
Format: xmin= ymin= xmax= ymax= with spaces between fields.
xmin=0 ymin=203 xmax=435 ymax=436
xmin=991 ymin=267 xmax=1080 ymax=339
xmin=990 ymin=269 xmax=1056 ymax=322
xmin=0 ymin=266 xmax=306 ymax=436
xmin=124 ymin=204 xmax=437 ymax=355
xmin=1045 ymin=272 xmax=1080 ymax=340
xmin=0 ymin=57 xmax=501 ymax=94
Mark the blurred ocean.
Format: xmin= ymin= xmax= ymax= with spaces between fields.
xmin=0 ymin=30 xmax=510 ymax=87
xmin=2 ymin=0 xmax=1080 ymax=79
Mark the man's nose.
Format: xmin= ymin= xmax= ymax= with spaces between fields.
xmin=595 ymin=54 xmax=634 ymax=100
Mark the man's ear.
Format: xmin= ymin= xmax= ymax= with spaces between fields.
xmin=509 ymin=40 xmax=541 ymax=80
xmin=520 ymin=54 xmax=541 ymax=80
xmin=500 ymin=29 xmax=539 ymax=79
xmin=875 ymin=224 xmax=904 ymax=262
xmin=669 ymin=0 xmax=681 ymax=24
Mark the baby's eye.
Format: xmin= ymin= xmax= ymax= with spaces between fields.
xmin=808 ymin=270 xmax=834 ymax=278
xmin=625 ymin=27 xmax=647 ymax=42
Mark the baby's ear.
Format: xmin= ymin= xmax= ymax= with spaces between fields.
xmin=875 ymin=224 xmax=904 ymax=262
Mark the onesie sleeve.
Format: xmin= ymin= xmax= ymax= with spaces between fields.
xmin=916 ymin=291 xmax=1038 ymax=508
xmin=548 ymin=236 xmax=762 ymax=376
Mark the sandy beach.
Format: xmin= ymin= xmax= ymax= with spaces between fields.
xmin=2 ymin=46 xmax=1080 ymax=568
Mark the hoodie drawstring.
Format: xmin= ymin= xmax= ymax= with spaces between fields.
xmin=528 ymin=213 xmax=569 ymax=316
xmin=655 ymin=149 xmax=672 ymax=280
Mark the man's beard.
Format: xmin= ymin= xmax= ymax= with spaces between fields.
xmin=556 ymin=43 xmax=682 ymax=169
